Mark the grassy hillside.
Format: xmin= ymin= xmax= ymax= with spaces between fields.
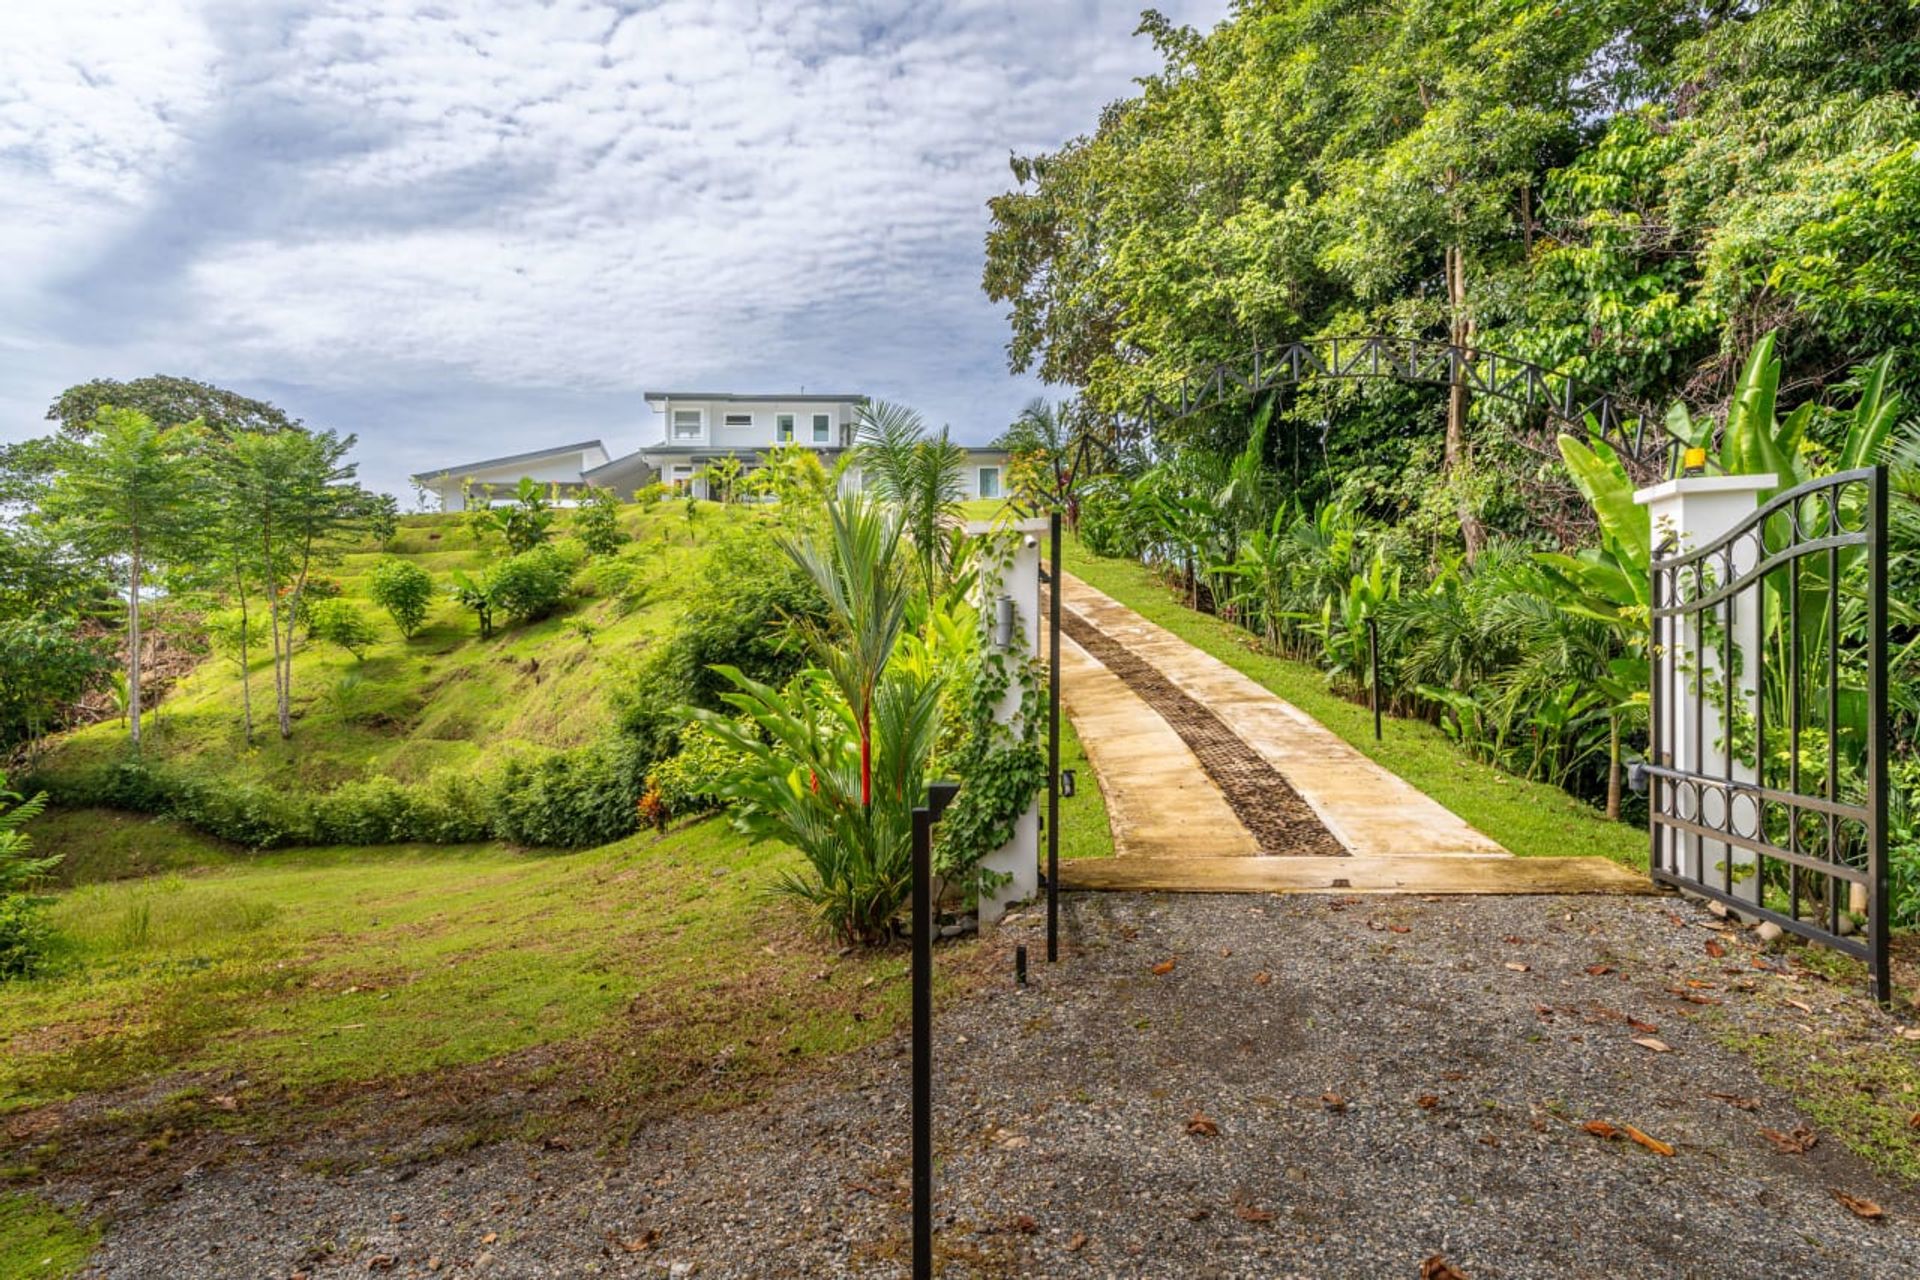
xmin=35 ymin=504 xmax=709 ymax=796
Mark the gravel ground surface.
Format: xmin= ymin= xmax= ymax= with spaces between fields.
xmin=71 ymin=891 xmax=1920 ymax=1279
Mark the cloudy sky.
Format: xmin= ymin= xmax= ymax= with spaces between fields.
xmin=0 ymin=0 xmax=1223 ymax=499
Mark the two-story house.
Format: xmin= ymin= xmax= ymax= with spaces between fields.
xmin=413 ymin=390 xmax=1013 ymax=509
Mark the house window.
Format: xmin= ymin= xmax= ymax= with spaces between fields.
xmin=776 ymin=413 xmax=795 ymax=442
xmin=977 ymin=467 xmax=1001 ymax=499
xmin=672 ymin=409 xmax=704 ymax=441
xmin=723 ymin=412 xmax=754 ymax=430
xmin=669 ymin=464 xmax=694 ymax=492
xmin=812 ymin=413 xmax=832 ymax=444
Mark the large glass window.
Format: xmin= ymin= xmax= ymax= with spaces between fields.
xmin=812 ymin=413 xmax=832 ymax=444
xmin=723 ymin=412 xmax=753 ymax=430
xmin=978 ymin=467 xmax=1001 ymax=499
xmin=776 ymin=413 xmax=795 ymax=442
xmin=672 ymin=409 xmax=703 ymax=440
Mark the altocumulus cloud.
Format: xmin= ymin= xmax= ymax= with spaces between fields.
xmin=0 ymin=0 xmax=1222 ymax=497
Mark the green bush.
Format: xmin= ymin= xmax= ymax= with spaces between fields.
xmin=614 ymin=526 xmax=827 ymax=759
xmin=368 ymin=558 xmax=435 ymax=638
xmin=0 ymin=894 xmax=55 ymax=979
xmin=574 ymin=486 xmax=627 ymax=555
xmin=491 ymin=737 xmax=646 ymax=848
xmin=645 ymin=725 xmax=749 ymax=820
xmin=307 ymin=599 xmax=380 ymax=659
xmin=490 ymin=548 xmax=570 ymax=624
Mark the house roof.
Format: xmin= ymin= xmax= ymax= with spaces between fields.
xmin=410 ymin=440 xmax=606 ymax=484
xmin=580 ymin=449 xmax=653 ymax=480
xmin=643 ymin=391 xmax=868 ymax=406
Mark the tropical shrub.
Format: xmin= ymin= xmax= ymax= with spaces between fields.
xmin=306 ymin=599 xmax=380 ymax=660
xmin=644 ymin=723 xmax=750 ymax=821
xmin=490 ymin=476 xmax=556 ymax=554
xmin=489 ymin=548 xmax=570 ymax=623
xmin=573 ymin=486 xmax=626 ymax=555
xmin=576 ymin=556 xmax=649 ymax=615
xmin=368 ymin=558 xmax=435 ymax=638
xmin=0 ymin=614 xmax=112 ymax=754
xmin=1 ymin=775 xmax=59 ymax=979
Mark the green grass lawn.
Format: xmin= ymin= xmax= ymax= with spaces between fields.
xmin=1063 ymin=538 xmax=1646 ymax=867
xmin=0 ymin=1194 xmax=98 ymax=1280
xmin=2 ymin=815 xmax=948 ymax=1119
xmin=1056 ymin=712 xmax=1114 ymax=861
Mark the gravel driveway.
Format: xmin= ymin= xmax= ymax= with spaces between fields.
xmin=74 ymin=891 xmax=1920 ymax=1278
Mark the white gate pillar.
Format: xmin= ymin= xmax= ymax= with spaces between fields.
xmin=1635 ymin=473 xmax=1774 ymax=904
xmin=967 ymin=518 xmax=1046 ymax=923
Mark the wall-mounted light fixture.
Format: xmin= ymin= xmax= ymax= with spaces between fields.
xmin=993 ymin=595 xmax=1015 ymax=650
xmin=1058 ymin=768 xmax=1076 ymax=798
xmin=1682 ymin=446 xmax=1709 ymax=476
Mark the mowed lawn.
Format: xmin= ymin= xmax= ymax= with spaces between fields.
xmin=4 ymin=813 xmax=949 ymax=1119
xmin=1063 ymin=538 xmax=1648 ymax=867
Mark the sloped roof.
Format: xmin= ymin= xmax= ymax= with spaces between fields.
xmin=411 ymin=440 xmax=606 ymax=484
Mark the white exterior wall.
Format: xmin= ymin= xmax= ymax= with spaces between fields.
xmin=657 ymin=397 xmax=862 ymax=450
xmin=424 ymin=447 xmax=609 ymax=511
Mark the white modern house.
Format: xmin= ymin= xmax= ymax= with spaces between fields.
xmin=412 ymin=391 xmax=1012 ymax=509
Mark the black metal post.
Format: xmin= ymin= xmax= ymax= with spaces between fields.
xmin=1366 ymin=617 xmax=1381 ymax=741
xmin=911 ymin=781 xmax=959 ymax=1280
xmin=1048 ymin=510 xmax=1062 ymax=963
xmin=1869 ymin=466 xmax=1890 ymax=1005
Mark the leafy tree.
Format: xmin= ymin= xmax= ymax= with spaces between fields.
xmin=488 ymin=548 xmax=569 ymax=623
xmin=0 ymin=615 xmax=112 ymax=757
xmin=572 ymin=486 xmax=626 ymax=556
xmin=37 ymin=408 xmax=208 ymax=749
xmin=203 ymin=606 xmax=268 ymax=740
xmin=368 ymin=558 xmax=436 ymax=638
xmin=221 ymin=428 xmax=383 ymax=739
xmin=449 ymin=569 xmax=498 ymax=639
xmin=47 ymin=374 xmax=300 ymax=439
xmin=307 ymin=599 xmax=380 ymax=660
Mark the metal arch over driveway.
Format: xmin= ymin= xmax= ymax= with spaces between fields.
xmin=1131 ymin=333 xmax=1660 ymax=467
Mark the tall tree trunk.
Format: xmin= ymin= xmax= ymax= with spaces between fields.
xmin=127 ymin=540 xmax=143 ymax=750
xmin=237 ymin=588 xmax=255 ymax=745
xmin=1445 ymin=242 xmax=1486 ymax=562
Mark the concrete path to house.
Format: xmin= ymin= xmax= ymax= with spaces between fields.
xmin=1055 ymin=573 xmax=1647 ymax=895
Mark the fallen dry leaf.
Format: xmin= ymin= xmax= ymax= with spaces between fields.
xmin=1151 ymin=959 xmax=1177 ymax=976
xmin=619 ymin=1229 xmax=661 ymax=1253
xmin=1585 ymin=964 xmax=1615 ymax=976
xmin=1627 ymin=1018 xmax=1658 ymax=1034
xmin=1252 ymin=971 xmax=1272 ymax=986
xmin=367 ymin=1259 xmax=396 ymax=1274
xmin=1705 ymin=939 xmax=1727 ymax=959
xmin=1421 ymin=1255 xmax=1470 ymax=1280
xmin=1066 ymin=1232 xmax=1088 ymax=1252
xmin=1909 ymin=1112 xmax=1920 ymax=1130
xmin=1008 ymin=1213 xmax=1038 ymax=1234
xmin=481 ymin=1233 xmax=498 ymax=1245
xmin=1417 ymin=1094 xmax=1440 ymax=1109
xmin=1785 ymin=998 xmax=1813 ymax=1013
xmin=1833 ymin=1191 xmax=1885 ymax=1220
xmin=1582 ymin=1120 xmax=1620 ymax=1140
xmin=1321 ymin=1092 xmax=1348 ymax=1113
xmin=1760 ymin=1126 xmax=1816 ymax=1155
xmin=1233 ymin=1202 xmax=1275 ymax=1223
xmin=1504 ymin=962 xmax=1530 ymax=972
xmin=1389 ymin=924 xmax=1411 ymax=934
xmin=1624 ymin=1125 xmax=1675 ymax=1156
xmin=1186 ymin=1112 xmax=1219 ymax=1137
xmin=1707 ymin=1092 xmax=1759 ymax=1111
xmin=1631 ymin=1037 xmax=1672 ymax=1053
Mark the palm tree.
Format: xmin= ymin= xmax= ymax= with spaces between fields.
xmin=854 ymin=400 xmax=965 ymax=599
xmin=780 ymin=497 xmax=912 ymax=808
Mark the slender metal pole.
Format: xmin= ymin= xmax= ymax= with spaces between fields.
xmin=1868 ymin=466 xmax=1890 ymax=1005
xmin=910 ymin=803 xmax=933 ymax=1279
xmin=1366 ymin=617 xmax=1382 ymax=741
xmin=1048 ymin=509 xmax=1062 ymax=963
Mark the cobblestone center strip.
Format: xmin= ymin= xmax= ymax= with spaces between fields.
xmin=1059 ymin=606 xmax=1345 ymax=857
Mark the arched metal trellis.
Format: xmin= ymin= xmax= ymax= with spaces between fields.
xmin=1128 ymin=333 xmax=1662 ymax=468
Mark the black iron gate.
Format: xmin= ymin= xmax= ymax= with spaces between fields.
xmin=1646 ymin=467 xmax=1890 ymax=1001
